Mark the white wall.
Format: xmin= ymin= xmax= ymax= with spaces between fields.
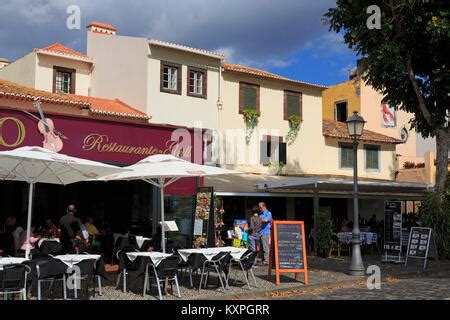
xmin=147 ymin=45 xmax=220 ymax=129
xmin=35 ymin=55 xmax=92 ymax=96
xmin=87 ymin=32 xmax=149 ymax=113
xmin=0 ymin=52 xmax=36 ymax=88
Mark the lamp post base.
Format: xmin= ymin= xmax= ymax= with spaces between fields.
xmin=348 ymin=266 xmax=366 ymax=276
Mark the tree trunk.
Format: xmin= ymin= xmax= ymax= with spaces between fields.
xmin=435 ymin=126 xmax=449 ymax=201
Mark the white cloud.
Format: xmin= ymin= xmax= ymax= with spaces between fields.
xmin=0 ymin=0 xmax=337 ymax=65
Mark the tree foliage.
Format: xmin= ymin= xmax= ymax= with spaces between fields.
xmin=325 ymin=1 xmax=449 ymax=197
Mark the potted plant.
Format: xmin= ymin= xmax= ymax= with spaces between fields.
xmin=285 ymin=115 xmax=302 ymax=145
xmin=267 ymin=161 xmax=285 ymax=175
xmin=242 ymin=108 xmax=261 ymax=143
xmin=313 ymin=211 xmax=334 ymax=257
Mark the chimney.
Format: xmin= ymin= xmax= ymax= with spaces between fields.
xmin=0 ymin=58 xmax=10 ymax=69
xmin=86 ymin=21 xmax=117 ymax=35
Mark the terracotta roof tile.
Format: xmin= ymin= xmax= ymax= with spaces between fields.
xmin=0 ymin=79 xmax=89 ymax=107
xmin=36 ymin=43 xmax=92 ymax=61
xmin=69 ymin=95 xmax=150 ymax=120
xmin=322 ymin=120 xmax=403 ymax=144
xmin=86 ymin=21 xmax=117 ymax=31
xmin=223 ymin=63 xmax=327 ymax=90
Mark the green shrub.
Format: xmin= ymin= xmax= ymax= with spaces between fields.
xmin=314 ymin=211 xmax=334 ymax=257
xmin=419 ymin=192 xmax=450 ymax=259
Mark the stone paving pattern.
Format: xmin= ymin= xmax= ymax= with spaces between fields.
xmin=21 ymin=255 xmax=450 ymax=300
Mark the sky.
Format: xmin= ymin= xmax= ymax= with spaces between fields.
xmin=0 ymin=0 xmax=357 ymax=86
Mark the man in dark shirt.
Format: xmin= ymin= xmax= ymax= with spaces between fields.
xmin=59 ymin=204 xmax=82 ymax=253
xmin=248 ymin=206 xmax=262 ymax=252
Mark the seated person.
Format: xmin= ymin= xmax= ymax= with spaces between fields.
xmin=20 ymin=226 xmax=40 ymax=251
xmin=42 ymin=218 xmax=60 ymax=238
xmin=85 ymin=217 xmax=100 ymax=237
xmin=340 ymin=219 xmax=352 ymax=232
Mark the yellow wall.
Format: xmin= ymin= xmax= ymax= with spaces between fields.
xmin=322 ymin=79 xmax=361 ymax=121
xmin=359 ymin=81 xmax=418 ymax=167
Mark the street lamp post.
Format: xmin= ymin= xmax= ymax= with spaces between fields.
xmin=346 ymin=111 xmax=366 ymax=276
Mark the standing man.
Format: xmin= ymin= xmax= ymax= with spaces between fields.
xmin=59 ymin=204 xmax=82 ymax=253
xmin=258 ymin=202 xmax=272 ymax=265
xmin=248 ymin=206 xmax=262 ymax=252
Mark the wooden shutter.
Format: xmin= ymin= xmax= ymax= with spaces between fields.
xmin=279 ymin=142 xmax=287 ymax=164
xmin=260 ymin=140 xmax=270 ymax=165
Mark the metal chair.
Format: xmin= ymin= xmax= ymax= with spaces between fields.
xmin=198 ymin=252 xmax=231 ymax=291
xmin=0 ymin=263 xmax=31 ymax=300
xmin=185 ymin=253 xmax=207 ymax=288
xmin=69 ymin=258 xmax=98 ymax=299
xmin=143 ymin=255 xmax=180 ymax=300
xmin=35 ymin=258 xmax=68 ymax=300
xmin=226 ymin=250 xmax=257 ymax=289
xmin=115 ymin=247 xmax=140 ymax=293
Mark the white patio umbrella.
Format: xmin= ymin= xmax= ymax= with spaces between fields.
xmin=0 ymin=146 xmax=128 ymax=259
xmin=100 ymin=154 xmax=240 ymax=253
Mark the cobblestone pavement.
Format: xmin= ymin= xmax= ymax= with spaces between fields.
xmin=280 ymin=275 xmax=450 ymax=300
xmin=21 ymin=254 xmax=450 ymax=300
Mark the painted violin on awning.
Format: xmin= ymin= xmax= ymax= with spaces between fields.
xmin=33 ymin=98 xmax=63 ymax=152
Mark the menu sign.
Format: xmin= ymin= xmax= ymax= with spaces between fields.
xmin=383 ymin=201 xmax=403 ymax=262
xmin=405 ymin=227 xmax=437 ymax=269
xmin=268 ymin=221 xmax=308 ymax=286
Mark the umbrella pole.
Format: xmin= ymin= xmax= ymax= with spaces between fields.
xmin=25 ymin=182 xmax=34 ymax=259
xmin=160 ymin=182 xmax=165 ymax=253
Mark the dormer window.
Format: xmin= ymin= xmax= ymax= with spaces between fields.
xmin=53 ymin=66 xmax=75 ymax=94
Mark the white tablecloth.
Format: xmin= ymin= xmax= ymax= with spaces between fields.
xmin=178 ymin=246 xmax=248 ymax=262
xmin=38 ymin=238 xmax=60 ymax=247
xmin=126 ymin=252 xmax=171 ymax=266
xmin=0 ymin=257 xmax=28 ymax=269
xmin=135 ymin=236 xmax=151 ymax=248
xmin=337 ymin=232 xmax=378 ymax=245
xmin=53 ymin=254 xmax=101 ymax=268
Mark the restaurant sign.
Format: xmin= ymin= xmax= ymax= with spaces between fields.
xmin=0 ymin=108 xmax=203 ymax=194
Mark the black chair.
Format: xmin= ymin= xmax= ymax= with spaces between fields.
xmin=33 ymin=258 xmax=68 ymax=300
xmin=143 ymin=255 xmax=180 ymax=300
xmin=69 ymin=259 xmax=97 ymax=299
xmin=115 ymin=247 xmax=141 ymax=293
xmin=0 ymin=264 xmax=31 ymax=300
xmin=127 ymin=235 xmax=138 ymax=250
xmin=38 ymin=241 xmax=62 ymax=255
xmin=198 ymin=252 xmax=232 ymax=291
xmin=226 ymin=250 xmax=258 ymax=289
xmin=185 ymin=253 xmax=207 ymax=288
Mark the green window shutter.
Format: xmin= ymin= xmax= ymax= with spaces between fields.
xmin=366 ymin=146 xmax=379 ymax=169
xmin=286 ymin=94 xmax=300 ymax=117
xmin=243 ymin=87 xmax=257 ymax=110
xmin=340 ymin=144 xmax=354 ymax=168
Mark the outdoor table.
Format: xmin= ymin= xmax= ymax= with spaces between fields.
xmin=126 ymin=251 xmax=171 ymax=267
xmin=53 ymin=254 xmax=101 ymax=268
xmin=0 ymin=257 xmax=28 ymax=269
xmin=135 ymin=236 xmax=152 ymax=249
xmin=178 ymin=246 xmax=248 ymax=262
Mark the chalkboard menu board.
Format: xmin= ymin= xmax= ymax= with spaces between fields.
xmin=276 ymin=224 xmax=304 ymax=269
xmin=405 ymin=227 xmax=437 ymax=269
xmin=268 ymin=220 xmax=308 ymax=286
xmin=383 ymin=201 xmax=403 ymax=263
